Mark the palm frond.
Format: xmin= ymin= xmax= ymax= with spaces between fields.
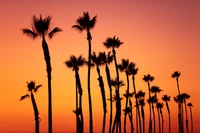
xmin=48 ymin=27 xmax=62 ymax=39
xmin=72 ymin=25 xmax=83 ymax=32
xmin=20 ymin=94 xmax=29 ymax=101
xmin=89 ymin=15 xmax=97 ymax=29
xmin=22 ymin=29 xmax=38 ymax=39
xmin=34 ymin=84 xmax=42 ymax=92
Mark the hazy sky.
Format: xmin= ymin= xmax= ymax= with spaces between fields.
xmin=0 ymin=0 xmax=200 ymax=132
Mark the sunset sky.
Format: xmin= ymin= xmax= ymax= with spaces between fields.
xmin=0 ymin=0 xmax=200 ymax=133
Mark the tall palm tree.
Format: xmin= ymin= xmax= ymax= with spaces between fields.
xmin=147 ymin=96 xmax=158 ymax=133
xmin=65 ymin=55 xmax=86 ymax=133
xmin=156 ymin=102 xmax=164 ymax=133
xmin=143 ymin=74 xmax=154 ymax=133
xmin=136 ymin=90 xmax=146 ymax=133
xmin=104 ymin=36 xmax=123 ymax=133
xmin=101 ymin=51 xmax=114 ymax=133
xmin=91 ymin=52 xmax=107 ymax=133
xmin=171 ymin=71 xmax=182 ymax=133
xmin=20 ymin=81 xmax=42 ymax=133
xmin=128 ymin=62 xmax=141 ymax=133
xmin=162 ymin=95 xmax=171 ymax=133
xmin=187 ymin=103 xmax=193 ymax=133
xmin=22 ymin=15 xmax=62 ymax=133
xmin=110 ymin=78 xmax=124 ymax=133
xmin=118 ymin=58 xmax=134 ymax=133
xmin=181 ymin=93 xmax=190 ymax=133
xmin=72 ymin=12 xmax=97 ymax=133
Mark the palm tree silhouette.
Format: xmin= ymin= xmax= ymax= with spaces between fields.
xmin=22 ymin=15 xmax=62 ymax=133
xmin=20 ymin=81 xmax=42 ymax=133
xmin=72 ymin=12 xmax=97 ymax=133
xmin=101 ymin=51 xmax=114 ymax=133
xmin=181 ymin=93 xmax=190 ymax=133
xmin=110 ymin=78 xmax=124 ymax=133
xmin=128 ymin=62 xmax=141 ymax=133
xmin=118 ymin=58 xmax=134 ymax=133
xmin=143 ymin=74 xmax=154 ymax=133
xmin=65 ymin=55 xmax=86 ymax=133
xmin=162 ymin=95 xmax=171 ymax=133
xmin=91 ymin=52 xmax=107 ymax=133
xmin=171 ymin=71 xmax=182 ymax=133
xmin=156 ymin=102 xmax=164 ymax=133
xmin=136 ymin=90 xmax=146 ymax=133
xmin=187 ymin=103 xmax=193 ymax=133
xmin=150 ymin=86 xmax=162 ymax=98
xmin=104 ymin=36 xmax=123 ymax=133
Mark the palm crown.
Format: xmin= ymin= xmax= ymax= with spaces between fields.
xmin=103 ymin=36 xmax=123 ymax=49
xmin=100 ymin=51 xmax=114 ymax=64
xmin=143 ymin=74 xmax=155 ymax=82
xmin=65 ymin=55 xmax=86 ymax=71
xmin=162 ymin=95 xmax=171 ymax=102
xmin=22 ymin=15 xmax=62 ymax=39
xmin=171 ymin=71 xmax=181 ymax=78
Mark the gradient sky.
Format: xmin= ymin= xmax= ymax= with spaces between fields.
xmin=0 ymin=0 xmax=200 ymax=133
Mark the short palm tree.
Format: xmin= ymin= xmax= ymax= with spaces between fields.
xmin=162 ymin=95 xmax=171 ymax=133
xmin=20 ymin=81 xmax=42 ymax=133
xmin=104 ymin=36 xmax=123 ymax=133
xmin=187 ymin=103 xmax=193 ymax=133
xmin=101 ymin=51 xmax=114 ymax=133
xmin=65 ymin=55 xmax=86 ymax=133
xmin=181 ymin=93 xmax=190 ymax=133
xmin=143 ymin=74 xmax=154 ymax=133
xmin=91 ymin=52 xmax=107 ymax=133
xmin=72 ymin=12 xmax=97 ymax=133
xmin=22 ymin=15 xmax=62 ymax=133
xmin=110 ymin=78 xmax=124 ymax=133
xmin=156 ymin=102 xmax=164 ymax=133
xmin=150 ymin=86 xmax=162 ymax=98
xmin=128 ymin=62 xmax=141 ymax=133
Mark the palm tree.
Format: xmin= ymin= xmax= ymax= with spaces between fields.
xmin=91 ymin=52 xmax=107 ymax=133
xmin=150 ymin=86 xmax=162 ymax=98
xmin=101 ymin=51 xmax=114 ymax=133
xmin=136 ymin=90 xmax=146 ymax=133
xmin=147 ymin=96 xmax=158 ymax=133
xmin=156 ymin=102 xmax=164 ymax=133
xmin=104 ymin=36 xmax=123 ymax=133
xmin=162 ymin=95 xmax=171 ymax=133
xmin=187 ymin=103 xmax=193 ymax=133
xmin=22 ymin=15 xmax=62 ymax=133
xmin=72 ymin=12 xmax=97 ymax=133
xmin=171 ymin=71 xmax=182 ymax=133
xmin=20 ymin=81 xmax=42 ymax=133
xmin=65 ymin=55 xmax=86 ymax=133
xmin=128 ymin=62 xmax=141 ymax=133
xmin=118 ymin=58 xmax=134 ymax=133
xmin=110 ymin=78 xmax=124 ymax=133
xmin=143 ymin=74 xmax=154 ymax=133
xmin=181 ymin=93 xmax=190 ymax=133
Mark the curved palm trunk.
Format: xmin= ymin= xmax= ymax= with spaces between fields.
xmin=160 ymin=109 xmax=164 ymax=133
xmin=105 ymin=64 xmax=112 ymax=133
xmin=147 ymin=82 xmax=152 ymax=133
xmin=132 ymin=76 xmax=141 ymax=133
xmin=96 ymin=66 xmax=107 ymax=133
xmin=42 ymin=38 xmax=52 ymax=133
xmin=76 ymin=70 xmax=84 ymax=133
xmin=165 ymin=102 xmax=170 ymax=133
xmin=189 ymin=107 xmax=193 ymax=133
xmin=31 ymin=92 xmax=39 ymax=133
xmin=157 ymin=108 xmax=161 ymax=133
xmin=124 ymin=72 xmax=129 ymax=133
xmin=112 ymin=47 xmax=121 ymax=133
xmin=184 ymin=100 xmax=189 ymax=133
xmin=87 ymin=31 xmax=93 ymax=133
xmin=152 ymin=104 xmax=156 ymax=133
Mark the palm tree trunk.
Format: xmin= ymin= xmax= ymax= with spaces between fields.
xmin=75 ymin=82 xmax=79 ymax=133
xmin=157 ymin=108 xmax=161 ymax=133
xmin=178 ymin=103 xmax=181 ymax=133
xmin=128 ymin=110 xmax=134 ymax=133
xmin=166 ymin=102 xmax=170 ymax=133
xmin=112 ymin=47 xmax=121 ymax=133
xmin=124 ymin=73 xmax=129 ymax=133
xmin=96 ymin=66 xmax=107 ymax=133
xmin=132 ymin=76 xmax=141 ymax=133
xmin=42 ymin=38 xmax=52 ymax=133
xmin=136 ymin=105 xmax=138 ymax=133
xmin=189 ymin=107 xmax=193 ymax=133
xmin=160 ymin=109 xmax=164 ymax=133
xmin=148 ymin=82 xmax=152 ymax=133
xmin=105 ymin=64 xmax=112 ymax=133
xmin=181 ymin=103 xmax=184 ymax=133
xmin=31 ymin=92 xmax=39 ymax=133
xmin=87 ymin=30 xmax=93 ymax=133
xmin=141 ymin=106 xmax=145 ymax=133
xmin=152 ymin=104 xmax=156 ymax=133
xmin=184 ymin=100 xmax=189 ymax=133
xmin=76 ymin=70 xmax=84 ymax=133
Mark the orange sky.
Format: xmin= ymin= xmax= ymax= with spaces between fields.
xmin=0 ymin=0 xmax=200 ymax=133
